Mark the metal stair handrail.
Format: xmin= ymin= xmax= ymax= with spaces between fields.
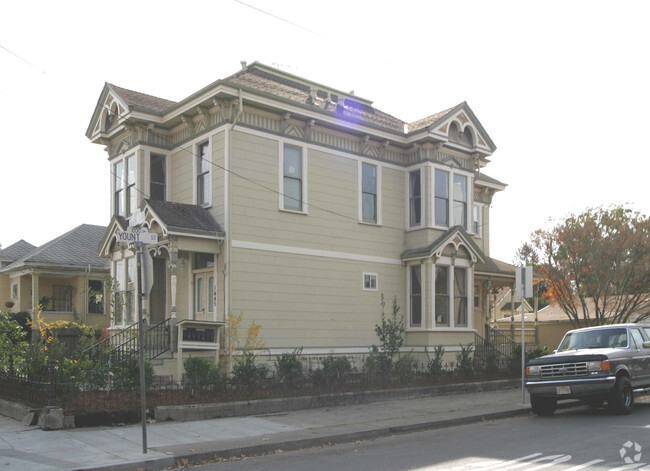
xmin=82 ymin=318 xmax=172 ymax=365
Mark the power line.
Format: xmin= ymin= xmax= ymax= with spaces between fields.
xmin=0 ymin=44 xmax=45 ymax=73
xmin=100 ymin=103 xmax=492 ymax=235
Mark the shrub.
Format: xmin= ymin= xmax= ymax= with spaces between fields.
xmin=425 ymin=345 xmax=446 ymax=379
xmin=184 ymin=357 xmax=223 ymax=394
xmin=394 ymin=354 xmax=418 ymax=384
xmin=455 ymin=343 xmax=474 ymax=377
xmin=111 ymin=359 xmax=154 ymax=391
xmin=312 ymin=355 xmax=351 ymax=387
xmin=275 ymin=348 xmax=304 ymax=387
xmin=231 ymin=352 xmax=269 ymax=392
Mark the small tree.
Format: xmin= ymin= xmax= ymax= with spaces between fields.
xmin=369 ymin=294 xmax=405 ymax=380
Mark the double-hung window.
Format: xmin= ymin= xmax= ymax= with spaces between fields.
xmin=197 ymin=142 xmax=210 ymax=206
xmin=150 ymin=153 xmax=166 ymax=201
xmin=126 ymin=156 xmax=136 ymax=216
xmin=410 ymin=265 xmax=422 ymax=327
xmin=473 ymin=204 xmax=482 ymax=236
xmin=114 ymin=160 xmax=124 ymax=217
xmin=434 ymin=266 xmax=450 ymax=326
xmin=434 ymin=263 xmax=469 ymax=328
xmin=452 ymin=174 xmax=467 ymax=228
xmin=283 ymin=145 xmax=303 ymax=211
xmin=454 ymin=267 xmax=468 ymax=327
xmin=434 ymin=169 xmax=449 ymax=227
xmin=409 ymin=170 xmax=421 ymax=227
xmin=361 ymin=163 xmax=377 ymax=223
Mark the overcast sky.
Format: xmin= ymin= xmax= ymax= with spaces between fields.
xmin=1 ymin=0 xmax=648 ymax=263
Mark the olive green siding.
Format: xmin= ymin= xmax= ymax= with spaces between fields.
xmin=230 ymin=247 xmax=404 ymax=348
xmin=170 ymin=145 xmax=193 ymax=204
xmin=229 ymin=131 xmax=404 ymax=258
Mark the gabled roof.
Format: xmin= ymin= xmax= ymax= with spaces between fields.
xmin=0 ymin=225 xmax=109 ymax=273
xmin=401 ymin=225 xmax=486 ymax=264
xmin=107 ymin=83 xmax=176 ymax=114
xmin=145 ymin=199 xmax=224 ymax=238
xmin=0 ymin=240 xmax=36 ymax=266
xmin=408 ymin=101 xmax=496 ymax=153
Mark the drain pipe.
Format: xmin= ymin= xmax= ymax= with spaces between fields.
xmin=223 ymin=87 xmax=244 ymax=359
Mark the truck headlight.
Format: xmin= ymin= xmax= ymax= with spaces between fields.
xmin=588 ymin=360 xmax=610 ymax=372
xmin=526 ymin=365 xmax=541 ymax=376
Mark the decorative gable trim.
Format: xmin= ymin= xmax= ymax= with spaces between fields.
xmin=401 ymin=226 xmax=486 ymax=266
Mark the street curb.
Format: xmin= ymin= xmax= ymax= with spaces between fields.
xmin=82 ymin=405 xmax=534 ymax=471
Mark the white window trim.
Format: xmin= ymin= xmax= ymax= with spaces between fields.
xmin=431 ymin=256 xmax=473 ymax=330
xmin=431 ymin=165 xmax=473 ymax=231
xmin=278 ymin=141 xmax=309 ymax=214
xmin=195 ymin=140 xmax=212 ymax=207
xmin=362 ymin=272 xmax=378 ymax=291
xmin=358 ymin=160 xmax=382 ymax=225
xmin=11 ymin=283 xmax=17 ymax=299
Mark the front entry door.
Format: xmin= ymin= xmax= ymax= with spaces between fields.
xmin=149 ymin=257 xmax=167 ymax=324
xmin=194 ymin=272 xmax=215 ymax=320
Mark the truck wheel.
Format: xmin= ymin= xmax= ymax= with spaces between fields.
xmin=608 ymin=377 xmax=634 ymax=414
xmin=530 ymin=395 xmax=557 ymax=416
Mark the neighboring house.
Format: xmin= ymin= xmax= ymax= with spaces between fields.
xmin=0 ymin=225 xmax=110 ymax=327
xmin=0 ymin=240 xmax=36 ymax=308
xmin=497 ymin=297 xmax=650 ymax=350
xmin=491 ymin=287 xmax=534 ymax=321
xmin=86 ymin=62 xmax=516 ymax=374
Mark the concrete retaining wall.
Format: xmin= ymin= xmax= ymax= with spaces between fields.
xmin=154 ymin=379 xmax=519 ymax=422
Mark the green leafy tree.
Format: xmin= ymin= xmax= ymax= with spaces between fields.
xmin=527 ymin=206 xmax=650 ymax=327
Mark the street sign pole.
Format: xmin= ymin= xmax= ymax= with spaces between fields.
xmin=521 ymin=267 xmax=526 ymax=404
xmin=136 ymin=240 xmax=148 ymax=454
xmin=516 ymin=266 xmax=533 ymax=404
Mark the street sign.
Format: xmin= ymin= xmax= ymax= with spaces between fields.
xmin=116 ymin=229 xmax=158 ymax=244
xmin=515 ymin=266 xmax=533 ymax=300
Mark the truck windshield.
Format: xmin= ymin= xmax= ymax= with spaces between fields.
xmin=557 ymin=328 xmax=628 ymax=352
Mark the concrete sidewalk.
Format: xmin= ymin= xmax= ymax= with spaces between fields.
xmin=0 ymin=385 xmax=534 ymax=471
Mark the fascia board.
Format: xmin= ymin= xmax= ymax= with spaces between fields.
xmin=475 ymin=178 xmax=507 ymax=191
xmin=231 ymin=88 xmax=406 ymax=142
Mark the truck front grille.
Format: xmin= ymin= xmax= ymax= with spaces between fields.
xmin=540 ymin=362 xmax=588 ymax=378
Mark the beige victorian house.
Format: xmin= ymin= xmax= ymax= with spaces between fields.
xmin=86 ymin=62 xmax=516 ymax=375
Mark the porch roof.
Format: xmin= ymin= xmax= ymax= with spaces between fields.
xmin=145 ymin=199 xmax=225 ymax=239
